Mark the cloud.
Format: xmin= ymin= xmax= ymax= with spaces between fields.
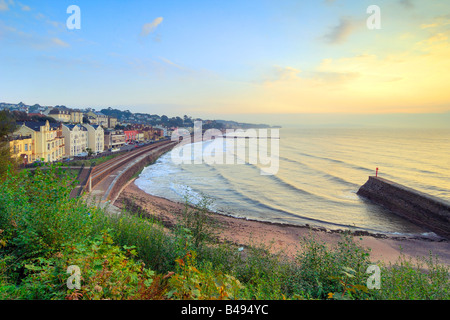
xmin=270 ymin=65 xmax=301 ymax=82
xmin=256 ymin=65 xmax=302 ymax=85
xmin=322 ymin=17 xmax=357 ymax=44
xmin=0 ymin=0 xmax=10 ymax=11
xmin=0 ymin=23 xmax=70 ymax=49
xmin=421 ymin=23 xmax=438 ymax=29
xmin=420 ymin=15 xmax=450 ymax=29
xmin=51 ymin=37 xmax=70 ymax=48
xmin=305 ymin=71 xmax=360 ymax=85
xmin=18 ymin=1 xmax=30 ymax=11
xmin=398 ymin=0 xmax=414 ymax=10
xmin=417 ymin=15 xmax=450 ymax=46
xmin=0 ymin=0 xmax=30 ymax=12
xmin=140 ymin=17 xmax=163 ymax=37
xmin=34 ymin=12 xmax=65 ymax=30
xmin=245 ymin=29 xmax=450 ymax=114
xmin=158 ymin=57 xmax=186 ymax=71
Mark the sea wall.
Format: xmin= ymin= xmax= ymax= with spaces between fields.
xmin=105 ymin=142 xmax=176 ymax=203
xmin=357 ymin=176 xmax=450 ymax=239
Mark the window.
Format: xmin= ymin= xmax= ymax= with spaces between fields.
xmin=25 ymin=144 xmax=28 ymax=151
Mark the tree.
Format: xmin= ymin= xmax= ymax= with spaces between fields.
xmin=0 ymin=110 xmax=18 ymax=178
xmin=0 ymin=110 xmax=16 ymax=141
xmin=86 ymin=148 xmax=94 ymax=157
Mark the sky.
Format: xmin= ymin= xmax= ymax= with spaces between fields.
xmin=1 ymin=0 xmax=450 ymax=127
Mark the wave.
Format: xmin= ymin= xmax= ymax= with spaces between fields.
xmin=294 ymin=151 xmax=374 ymax=174
xmin=134 ymin=128 xmax=449 ymax=235
xmin=279 ymin=155 xmax=361 ymax=188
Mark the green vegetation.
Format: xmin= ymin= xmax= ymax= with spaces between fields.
xmin=64 ymin=152 xmax=125 ymax=167
xmin=0 ymin=110 xmax=19 ymax=178
xmin=0 ymin=165 xmax=449 ymax=300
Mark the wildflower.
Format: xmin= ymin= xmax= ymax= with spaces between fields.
xmin=327 ymin=292 xmax=334 ymax=299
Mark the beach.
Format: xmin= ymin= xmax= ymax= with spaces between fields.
xmin=115 ymin=179 xmax=450 ymax=266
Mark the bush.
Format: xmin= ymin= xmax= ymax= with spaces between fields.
xmin=91 ymin=209 xmax=181 ymax=274
xmin=0 ymin=165 xmax=95 ymax=276
xmin=1 ymin=165 xmax=448 ymax=300
xmin=167 ymin=250 xmax=243 ymax=300
xmin=10 ymin=230 xmax=165 ymax=300
xmin=375 ymin=253 xmax=450 ymax=300
xmin=178 ymin=195 xmax=218 ymax=251
xmin=293 ymin=233 xmax=372 ymax=299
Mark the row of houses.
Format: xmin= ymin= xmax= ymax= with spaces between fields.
xmin=42 ymin=108 xmax=118 ymax=128
xmin=9 ymin=120 xmax=165 ymax=165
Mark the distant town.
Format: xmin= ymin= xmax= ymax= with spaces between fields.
xmin=1 ymin=101 xmax=276 ymax=165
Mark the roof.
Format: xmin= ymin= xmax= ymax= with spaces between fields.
xmin=18 ymin=121 xmax=60 ymax=131
xmin=63 ymin=123 xmax=87 ymax=131
xmin=49 ymin=108 xmax=70 ymax=115
xmin=9 ymin=134 xmax=32 ymax=141
xmin=82 ymin=123 xmax=102 ymax=131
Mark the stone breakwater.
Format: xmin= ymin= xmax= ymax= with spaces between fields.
xmin=357 ymin=176 xmax=450 ymax=239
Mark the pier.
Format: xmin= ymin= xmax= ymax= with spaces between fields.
xmin=357 ymin=176 xmax=450 ymax=239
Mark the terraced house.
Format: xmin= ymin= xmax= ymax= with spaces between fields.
xmin=104 ymin=129 xmax=125 ymax=150
xmin=70 ymin=109 xmax=83 ymax=124
xmin=9 ymin=134 xmax=33 ymax=165
xmin=86 ymin=111 xmax=109 ymax=127
xmin=15 ymin=120 xmax=65 ymax=163
xmin=83 ymin=123 xmax=104 ymax=154
xmin=48 ymin=108 xmax=71 ymax=123
xmin=62 ymin=123 xmax=88 ymax=157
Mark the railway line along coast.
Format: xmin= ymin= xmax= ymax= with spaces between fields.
xmin=76 ymin=140 xmax=178 ymax=212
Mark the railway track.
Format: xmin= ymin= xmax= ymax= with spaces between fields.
xmin=88 ymin=140 xmax=174 ymax=191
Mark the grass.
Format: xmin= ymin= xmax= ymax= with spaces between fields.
xmin=63 ymin=152 xmax=125 ymax=167
xmin=0 ymin=164 xmax=449 ymax=300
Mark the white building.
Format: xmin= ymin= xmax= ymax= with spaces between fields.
xmin=83 ymin=123 xmax=104 ymax=154
xmin=62 ymin=124 xmax=88 ymax=157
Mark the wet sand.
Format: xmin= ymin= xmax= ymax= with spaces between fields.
xmin=114 ymin=180 xmax=450 ymax=266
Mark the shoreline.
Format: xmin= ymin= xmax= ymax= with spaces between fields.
xmin=114 ymin=179 xmax=450 ymax=266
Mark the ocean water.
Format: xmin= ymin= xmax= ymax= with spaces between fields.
xmin=135 ymin=127 xmax=450 ymax=236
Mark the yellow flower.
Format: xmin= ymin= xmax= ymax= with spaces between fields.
xmin=327 ymin=292 xmax=334 ymax=299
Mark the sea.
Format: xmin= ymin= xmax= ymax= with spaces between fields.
xmin=135 ymin=127 xmax=450 ymax=237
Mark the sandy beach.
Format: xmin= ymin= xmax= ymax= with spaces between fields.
xmin=114 ymin=180 xmax=450 ymax=266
